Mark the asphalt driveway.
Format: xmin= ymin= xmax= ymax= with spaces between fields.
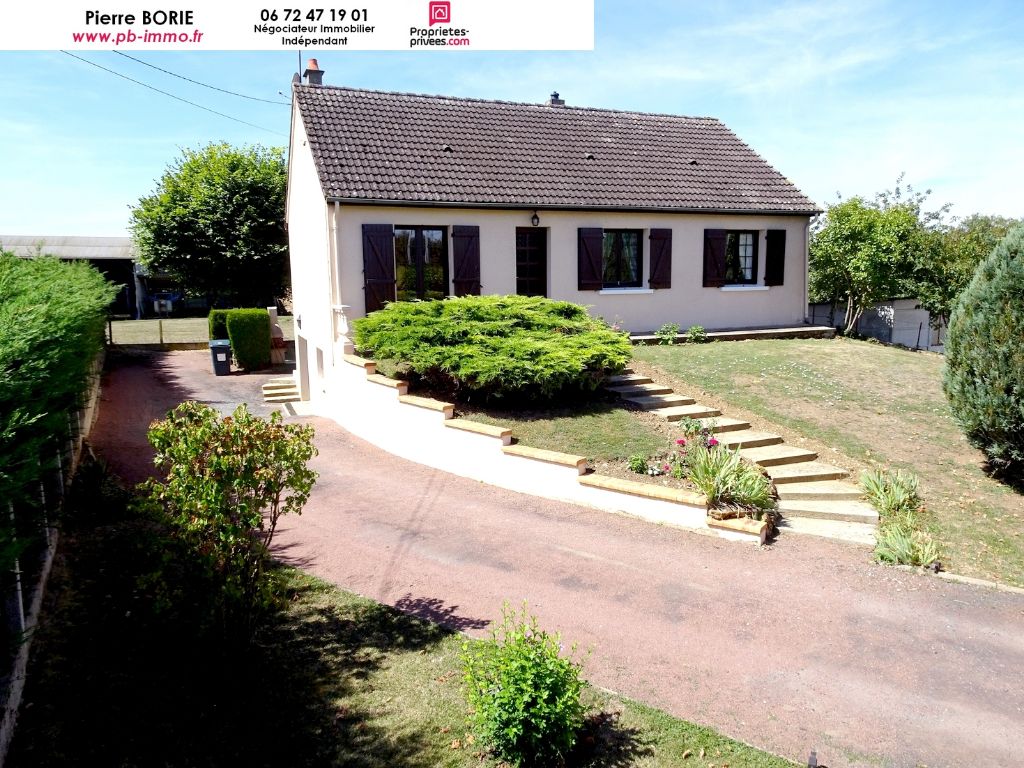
xmin=90 ymin=350 xmax=1024 ymax=768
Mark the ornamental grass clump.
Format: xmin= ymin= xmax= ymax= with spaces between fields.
xmin=461 ymin=602 xmax=586 ymax=766
xmin=687 ymin=444 xmax=775 ymax=515
xmin=352 ymin=295 xmax=631 ymax=403
xmin=861 ymin=468 xmax=939 ymax=567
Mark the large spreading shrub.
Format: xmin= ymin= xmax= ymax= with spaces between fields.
xmin=0 ymin=252 xmax=115 ymax=568
xmin=137 ymin=402 xmax=317 ymax=638
xmin=943 ymin=224 xmax=1024 ymax=478
xmin=461 ymin=603 xmax=585 ymax=766
xmin=352 ymin=295 xmax=631 ymax=402
xmin=225 ymin=308 xmax=271 ymax=370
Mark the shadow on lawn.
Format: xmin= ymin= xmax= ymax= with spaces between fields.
xmin=7 ymin=472 xmax=452 ymax=768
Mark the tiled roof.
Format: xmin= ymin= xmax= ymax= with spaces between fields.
xmin=1 ymin=235 xmax=136 ymax=260
xmin=294 ymin=85 xmax=820 ymax=214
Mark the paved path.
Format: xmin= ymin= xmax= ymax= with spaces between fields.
xmin=91 ymin=351 xmax=1024 ymax=768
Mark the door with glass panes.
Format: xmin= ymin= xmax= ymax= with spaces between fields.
xmin=515 ymin=227 xmax=547 ymax=296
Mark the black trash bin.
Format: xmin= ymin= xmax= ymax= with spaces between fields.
xmin=209 ymin=339 xmax=232 ymax=376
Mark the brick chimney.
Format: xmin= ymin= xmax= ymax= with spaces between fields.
xmin=547 ymin=91 xmax=565 ymax=107
xmin=303 ymin=58 xmax=324 ymax=86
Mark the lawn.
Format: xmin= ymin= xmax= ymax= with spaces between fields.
xmin=9 ymin=464 xmax=796 ymax=768
xmin=633 ymin=337 xmax=1024 ymax=587
xmin=109 ymin=315 xmax=294 ymax=344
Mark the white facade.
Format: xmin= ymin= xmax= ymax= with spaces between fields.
xmin=287 ymin=102 xmax=813 ymax=402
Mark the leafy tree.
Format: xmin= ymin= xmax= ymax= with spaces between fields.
xmin=943 ymin=224 xmax=1024 ymax=479
xmin=131 ymin=143 xmax=288 ymax=307
xmin=809 ymin=197 xmax=922 ymax=333
xmin=138 ymin=402 xmax=317 ymax=638
xmin=910 ymin=214 xmax=1021 ymax=329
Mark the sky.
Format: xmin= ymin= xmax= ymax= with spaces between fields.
xmin=1 ymin=0 xmax=1021 ymax=237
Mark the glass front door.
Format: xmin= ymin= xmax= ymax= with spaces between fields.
xmin=515 ymin=227 xmax=547 ymax=297
xmin=395 ymin=226 xmax=448 ymax=301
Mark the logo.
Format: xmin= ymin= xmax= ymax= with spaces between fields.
xmin=428 ymin=1 xmax=450 ymax=26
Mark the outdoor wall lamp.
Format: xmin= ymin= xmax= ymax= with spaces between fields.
xmin=531 ymin=211 xmax=540 ymax=227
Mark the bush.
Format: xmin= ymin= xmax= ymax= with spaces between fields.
xmin=226 ymin=309 xmax=271 ymax=370
xmin=685 ymin=324 xmax=709 ymax=344
xmin=352 ymin=295 xmax=631 ymax=402
xmin=461 ymin=603 xmax=585 ymax=766
xmin=860 ymin=469 xmax=938 ymax=566
xmin=943 ymin=224 xmax=1024 ymax=478
xmin=627 ymin=453 xmax=649 ymax=474
xmin=687 ymin=445 xmax=775 ymax=512
xmin=137 ymin=402 xmax=317 ymax=638
xmin=208 ymin=309 xmax=230 ymax=339
xmin=655 ymin=322 xmax=680 ymax=345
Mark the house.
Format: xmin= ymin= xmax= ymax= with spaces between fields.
xmin=286 ymin=60 xmax=820 ymax=401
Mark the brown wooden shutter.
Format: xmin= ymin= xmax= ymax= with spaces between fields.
xmin=451 ymin=225 xmax=481 ymax=296
xmin=764 ymin=229 xmax=786 ymax=286
xmin=648 ymin=229 xmax=672 ymax=289
xmin=578 ymin=228 xmax=604 ymax=290
xmin=702 ymin=229 xmax=727 ymax=287
xmin=362 ymin=223 xmax=395 ymax=313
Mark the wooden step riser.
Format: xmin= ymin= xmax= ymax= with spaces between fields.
xmin=770 ymin=470 xmax=848 ymax=484
xmin=609 ymin=384 xmax=675 ymax=396
xmin=719 ymin=435 xmax=784 ymax=450
xmin=776 ymin=488 xmax=863 ymax=501
xmin=748 ymin=453 xmax=817 ymax=468
xmin=606 ymin=374 xmax=652 ymax=386
xmin=694 ymin=418 xmax=751 ymax=434
xmin=627 ymin=396 xmax=698 ymax=410
xmin=262 ymin=384 xmax=298 ymax=392
xmin=661 ymin=407 xmax=721 ymax=421
xmin=780 ymin=509 xmax=878 ymax=525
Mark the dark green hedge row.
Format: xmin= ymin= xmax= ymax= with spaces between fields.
xmin=208 ymin=308 xmax=271 ymax=370
xmin=0 ymin=252 xmax=116 ymax=566
xmin=353 ymin=295 xmax=631 ymax=402
xmin=944 ymin=224 xmax=1024 ymax=478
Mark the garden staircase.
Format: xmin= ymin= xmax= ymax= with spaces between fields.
xmin=606 ymin=370 xmax=878 ymax=545
xmin=262 ymin=375 xmax=300 ymax=404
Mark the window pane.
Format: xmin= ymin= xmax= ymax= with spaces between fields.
xmin=422 ymin=228 xmax=447 ymax=300
xmin=394 ymin=228 xmax=416 ymax=301
xmin=621 ymin=232 xmax=639 ymax=283
xmin=602 ymin=233 xmax=618 ymax=283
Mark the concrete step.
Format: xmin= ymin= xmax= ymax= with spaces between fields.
xmin=264 ymin=376 xmax=295 ymax=386
xmin=608 ymin=382 xmax=674 ymax=396
xmin=778 ymin=500 xmax=879 ymax=525
xmin=262 ymin=381 xmax=297 ymax=392
xmin=740 ymin=444 xmax=818 ymax=467
xmin=651 ymin=403 xmax=721 ymax=421
xmin=767 ymin=462 xmax=849 ymax=484
xmin=606 ymin=373 xmax=652 ymax=386
xmin=776 ymin=516 xmax=876 ymax=547
xmin=692 ymin=416 xmax=751 ymax=433
xmin=776 ymin=480 xmax=864 ymax=501
xmin=717 ymin=430 xmax=784 ymax=450
xmin=623 ymin=393 xmax=696 ymax=410
xmin=264 ymin=392 xmax=300 ymax=403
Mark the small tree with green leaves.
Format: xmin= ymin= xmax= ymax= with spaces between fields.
xmin=943 ymin=224 xmax=1024 ymax=479
xmin=138 ymin=402 xmax=317 ymax=638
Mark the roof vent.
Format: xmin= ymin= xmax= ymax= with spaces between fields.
xmin=441 ymin=143 xmax=453 ymax=152
xmin=548 ymin=91 xmax=565 ymax=107
xmin=688 ymin=159 xmax=699 ymax=165
xmin=585 ymin=152 xmax=595 ymax=160
xmin=303 ymin=58 xmax=324 ymax=86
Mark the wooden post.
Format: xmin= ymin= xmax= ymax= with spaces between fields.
xmin=158 ymin=319 xmax=164 ymax=346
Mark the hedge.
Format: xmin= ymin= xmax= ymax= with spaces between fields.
xmin=352 ymin=295 xmax=631 ymax=402
xmin=0 ymin=251 xmax=116 ymax=568
xmin=226 ymin=309 xmax=271 ymax=370
xmin=208 ymin=309 xmax=230 ymax=340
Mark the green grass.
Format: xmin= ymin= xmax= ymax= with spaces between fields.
xmin=11 ymin=466 xmax=795 ymax=768
xmin=110 ymin=315 xmax=294 ymax=344
xmin=634 ymin=337 xmax=1024 ymax=587
xmin=463 ymin=400 xmax=667 ymax=462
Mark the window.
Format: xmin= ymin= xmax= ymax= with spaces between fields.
xmin=394 ymin=226 xmax=448 ymax=301
xmin=724 ymin=231 xmax=757 ymax=285
xmin=602 ymin=229 xmax=642 ymax=288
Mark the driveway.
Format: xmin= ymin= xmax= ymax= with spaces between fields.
xmin=91 ymin=350 xmax=1024 ymax=768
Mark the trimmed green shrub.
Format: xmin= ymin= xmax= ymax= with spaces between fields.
xmin=461 ymin=602 xmax=585 ymax=766
xmin=208 ymin=309 xmax=230 ymax=340
xmin=353 ymin=295 xmax=631 ymax=402
xmin=0 ymin=252 xmax=116 ymax=569
xmin=943 ymin=224 xmax=1024 ymax=478
xmin=226 ymin=309 xmax=271 ymax=370
xmin=685 ymin=324 xmax=709 ymax=344
xmin=655 ymin=322 xmax=680 ymax=345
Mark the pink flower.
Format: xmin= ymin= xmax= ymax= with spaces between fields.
xmin=675 ymin=438 xmax=686 ymax=446
xmin=663 ymin=464 xmax=671 ymax=471
xmin=708 ymin=437 xmax=719 ymax=447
